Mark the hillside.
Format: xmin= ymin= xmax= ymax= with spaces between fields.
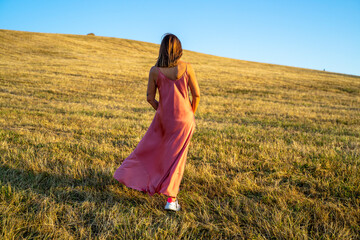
xmin=0 ymin=29 xmax=359 ymax=239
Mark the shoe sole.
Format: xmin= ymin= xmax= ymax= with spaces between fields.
xmin=164 ymin=205 xmax=181 ymax=211
xmin=165 ymin=208 xmax=180 ymax=211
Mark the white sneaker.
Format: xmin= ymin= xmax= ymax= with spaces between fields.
xmin=164 ymin=199 xmax=181 ymax=211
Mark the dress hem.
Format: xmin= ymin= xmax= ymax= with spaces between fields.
xmin=114 ymin=178 xmax=176 ymax=197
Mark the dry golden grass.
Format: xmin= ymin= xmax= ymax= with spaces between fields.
xmin=0 ymin=29 xmax=359 ymax=239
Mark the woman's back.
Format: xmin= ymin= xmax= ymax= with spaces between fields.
xmin=155 ymin=61 xmax=194 ymax=127
xmin=153 ymin=60 xmax=200 ymax=114
xmin=157 ymin=61 xmax=188 ymax=81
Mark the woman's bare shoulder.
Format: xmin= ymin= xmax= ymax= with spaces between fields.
xmin=178 ymin=60 xmax=192 ymax=70
xmin=150 ymin=65 xmax=157 ymax=71
xmin=186 ymin=62 xmax=195 ymax=74
xmin=149 ymin=65 xmax=158 ymax=78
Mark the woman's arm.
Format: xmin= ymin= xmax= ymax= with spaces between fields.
xmin=147 ymin=66 xmax=159 ymax=110
xmin=187 ymin=63 xmax=200 ymax=114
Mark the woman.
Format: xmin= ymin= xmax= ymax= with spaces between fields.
xmin=113 ymin=33 xmax=200 ymax=211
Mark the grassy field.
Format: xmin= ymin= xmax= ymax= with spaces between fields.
xmin=0 ymin=29 xmax=359 ymax=239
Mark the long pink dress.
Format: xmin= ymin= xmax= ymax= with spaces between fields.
xmin=113 ymin=64 xmax=195 ymax=197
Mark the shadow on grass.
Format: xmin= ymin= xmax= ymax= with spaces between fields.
xmin=0 ymin=163 xmax=146 ymax=208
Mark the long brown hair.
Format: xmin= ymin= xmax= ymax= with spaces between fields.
xmin=155 ymin=33 xmax=183 ymax=68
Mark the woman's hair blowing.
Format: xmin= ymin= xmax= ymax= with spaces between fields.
xmin=155 ymin=33 xmax=183 ymax=68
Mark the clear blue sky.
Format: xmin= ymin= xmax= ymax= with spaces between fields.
xmin=1 ymin=0 xmax=359 ymax=76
